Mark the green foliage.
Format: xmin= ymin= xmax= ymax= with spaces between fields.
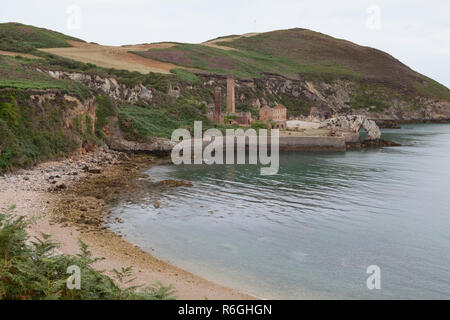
xmin=73 ymin=115 xmax=83 ymax=135
xmin=236 ymin=103 xmax=259 ymax=118
xmin=414 ymin=75 xmax=450 ymax=101
xmin=251 ymin=121 xmax=269 ymax=130
xmin=0 ymin=208 xmax=176 ymax=300
xmin=95 ymin=96 xmax=117 ymax=138
xmin=350 ymin=83 xmax=391 ymax=111
xmin=84 ymin=114 xmax=100 ymax=145
xmin=0 ymin=56 xmax=91 ymax=100
xmin=0 ymin=91 xmax=76 ymax=172
xmin=134 ymin=29 xmax=449 ymax=103
xmin=170 ymin=69 xmax=201 ymax=84
xmin=138 ymin=42 xmax=362 ymax=80
xmin=0 ymin=22 xmax=83 ymax=53
xmin=38 ymin=52 xmax=100 ymax=73
xmin=118 ymin=104 xmax=211 ymax=141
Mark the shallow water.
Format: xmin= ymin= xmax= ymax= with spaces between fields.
xmin=108 ymin=124 xmax=450 ymax=299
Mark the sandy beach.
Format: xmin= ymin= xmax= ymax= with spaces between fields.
xmin=0 ymin=148 xmax=254 ymax=300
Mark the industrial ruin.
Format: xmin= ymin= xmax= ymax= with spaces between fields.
xmin=210 ymin=76 xmax=287 ymax=128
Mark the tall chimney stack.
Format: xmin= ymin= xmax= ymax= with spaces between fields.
xmin=214 ymin=87 xmax=222 ymax=124
xmin=226 ymin=77 xmax=235 ymax=114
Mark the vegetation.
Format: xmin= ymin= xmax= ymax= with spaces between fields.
xmin=0 ymin=52 xmax=213 ymax=172
xmin=0 ymin=90 xmax=78 ymax=172
xmin=0 ymin=55 xmax=90 ymax=100
xmin=0 ymin=207 xmax=176 ymax=300
xmin=0 ymin=22 xmax=83 ymax=53
xmin=349 ymin=83 xmax=392 ymax=111
xmin=95 ymin=95 xmax=117 ymax=138
xmin=137 ymin=43 xmax=361 ymax=80
xmin=236 ymin=103 xmax=259 ymax=118
xmin=134 ymin=28 xmax=449 ymax=102
xmin=414 ymin=75 xmax=450 ymax=101
xmin=118 ymin=104 xmax=211 ymax=141
xmin=251 ymin=121 xmax=269 ymax=130
xmin=170 ymin=68 xmax=201 ymax=84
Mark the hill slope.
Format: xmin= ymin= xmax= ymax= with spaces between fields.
xmin=136 ymin=28 xmax=449 ymax=102
xmin=0 ymin=22 xmax=84 ymax=53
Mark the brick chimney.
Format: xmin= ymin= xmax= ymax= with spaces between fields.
xmin=226 ymin=77 xmax=235 ymax=113
xmin=214 ymin=87 xmax=223 ymax=124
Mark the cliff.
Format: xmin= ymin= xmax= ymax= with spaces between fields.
xmin=1 ymin=23 xmax=449 ymax=171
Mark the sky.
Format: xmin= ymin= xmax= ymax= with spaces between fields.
xmin=2 ymin=0 xmax=449 ymax=87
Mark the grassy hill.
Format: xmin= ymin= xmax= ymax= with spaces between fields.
xmin=0 ymin=55 xmax=90 ymax=99
xmin=136 ymin=28 xmax=449 ymax=101
xmin=0 ymin=22 xmax=83 ymax=53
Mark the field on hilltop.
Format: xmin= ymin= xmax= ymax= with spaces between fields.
xmin=40 ymin=41 xmax=181 ymax=74
xmin=0 ymin=23 xmax=184 ymax=74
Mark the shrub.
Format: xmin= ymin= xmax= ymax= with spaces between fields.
xmin=251 ymin=121 xmax=269 ymax=130
xmin=118 ymin=104 xmax=211 ymax=141
xmin=95 ymin=96 xmax=117 ymax=138
xmin=0 ymin=207 xmax=176 ymax=300
xmin=0 ymin=91 xmax=77 ymax=172
xmin=170 ymin=69 xmax=201 ymax=84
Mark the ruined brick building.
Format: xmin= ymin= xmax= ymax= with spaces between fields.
xmin=210 ymin=76 xmax=287 ymax=128
xmin=259 ymin=104 xmax=287 ymax=128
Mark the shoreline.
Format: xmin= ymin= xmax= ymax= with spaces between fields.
xmin=0 ymin=148 xmax=255 ymax=300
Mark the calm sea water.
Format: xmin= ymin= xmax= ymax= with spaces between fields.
xmin=108 ymin=124 xmax=450 ymax=299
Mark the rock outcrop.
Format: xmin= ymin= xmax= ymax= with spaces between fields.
xmin=37 ymin=69 xmax=153 ymax=105
xmin=196 ymin=74 xmax=450 ymax=123
xmin=106 ymin=118 xmax=175 ymax=154
xmin=319 ymin=115 xmax=382 ymax=140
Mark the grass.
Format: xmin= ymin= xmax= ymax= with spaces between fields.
xmin=133 ymin=28 xmax=449 ymax=103
xmin=137 ymin=43 xmax=362 ymax=80
xmin=95 ymin=95 xmax=117 ymax=138
xmin=349 ymin=82 xmax=392 ymax=111
xmin=170 ymin=68 xmax=201 ymax=84
xmin=0 ymin=55 xmax=91 ymax=100
xmin=0 ymin=207 xmax=176 ymax=300
xmin=414 ymin=75 xmax=450 ymax=101
xmin=118 ymin=104 xmax=211 ymax=141
xmin=0 ymin=90 xmax=78 ymax=172
xmin=0 ymin=22 xmax=83 ymax=53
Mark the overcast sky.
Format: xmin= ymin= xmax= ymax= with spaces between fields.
xmin=2 ymin=0 xmax=449 ymax=87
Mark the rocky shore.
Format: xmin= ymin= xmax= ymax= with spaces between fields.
xmin=0 ymin=148 xmax=254 ymax=300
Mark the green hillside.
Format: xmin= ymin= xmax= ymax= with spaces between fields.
xmin=136 ymin=28 xmax=450 ymax=101
xmin=0 ymin=55 xmax=90 ymax=99
xmin=0 ymin=22 xmax=83 ymax=53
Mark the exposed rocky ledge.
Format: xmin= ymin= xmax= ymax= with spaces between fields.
xmin=36 ymin=68 xmax=153 ymax=105
xmin=106 ymin=119 xmax=175 ymax=154
xmin=319 ymin=115 xmax=382 ymax=140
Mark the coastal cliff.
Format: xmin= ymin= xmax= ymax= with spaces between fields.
xmin=1 ymin=23 xmax=449 ymax=172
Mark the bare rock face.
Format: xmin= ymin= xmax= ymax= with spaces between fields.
xmin=37 ymin=69 xmax=153 ymax=105
xmin=319 ymin=115 xmax=382 ymax=140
